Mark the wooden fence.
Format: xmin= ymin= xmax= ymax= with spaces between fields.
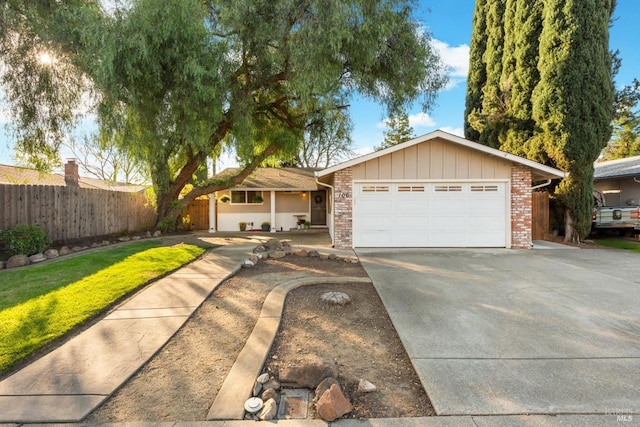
xmin=532 ymin=191 xmax=550 ymax=240
xmin=0 ymin=184 xmax=156 ymax=242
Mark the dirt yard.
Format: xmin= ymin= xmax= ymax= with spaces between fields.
xmin=85 ymin=252 xmax=434 ymax=422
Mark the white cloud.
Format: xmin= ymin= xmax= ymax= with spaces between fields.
xmin=376 ymin=112 xmax=436 ymax=129
xmin=408 ymin=112 xmax=436 ymax=128
xmin=439 ymin=126 xmax=465 ymax=137
xmin=431 ymin=39 xmax=470 ymax=89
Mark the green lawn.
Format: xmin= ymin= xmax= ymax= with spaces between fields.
xmin=594 ymin=238 xmax=640 ymax=253
xmin=0 ymin=240 xmax=206 ymax=373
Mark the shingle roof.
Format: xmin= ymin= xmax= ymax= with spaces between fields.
xmin=215 ymin=167 xmax=320 ymax=190
xmin=594 ymin=155 xmax=640 ymax=180
xmin=0 ymin=164 xmax=146 ymax=192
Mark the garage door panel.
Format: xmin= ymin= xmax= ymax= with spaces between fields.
xmin=354 ymin=182 xmax=507 ymax=248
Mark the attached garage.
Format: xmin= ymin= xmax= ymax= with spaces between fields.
xmin=316 ymin=130 xmax=566 ymax=250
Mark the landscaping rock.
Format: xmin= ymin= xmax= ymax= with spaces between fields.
xmin=44 ymin=249 xmax=59 ymax=259
xmin=145 ymin=231 xmax=152 ymax=237
xmin=328 ymin=253 xmax=337 ymax=260
xmin=315 ymin=377 xmax=340 ymax=402
xmin=269 ymin=250 xmax=286 ymax=259
xmin=316 ymin=383 xmax=353 ymax=422
xmin=132 ymin=235 xmax=141 ymax=240
xmin=90 ymin=242 xmax=100 ymax=248
xmin=253 ymin=381 xmax=263 ymax=397
xmin=7 ymin=254 xmax=30 ymax=269
xmin=118 ymin=236 xmax=131 ymax=242
xmin=102 ymin=240 xmax=111 ymax=246
xmin=358 ymin=379 xmax=377 ymax=393
xmin=320 ymin=254 xmax=329 ymax=260
xmin=29 ymin=253 xmax=47 ymax=264
xmin=262 ymin=379 xmax=280 ymax=390
xmin=257 ymin=373 xmax=270 ymax=384
xmin=262 ymin=387 xmax=278 ymax=402
xmin=265 ymin=238 xmax=283 ymax=251
xmin=279 ymin=356 xmax=338 ymax=388
xmin=249 ymin=254 xmax=259 ymax=264
xmin=253 ymin=245 xmax=267 ymax=253
xmin=308 ymin=249 xmax=320 ymax=258
xmin=321 ymin=291 xmax=351 ymax=306
xmin=72 ymin=246 xmax=87 ymax=252
xmin=259 ymin=398 xmax=278 ymax=421
xmin=153 ymin=230 xmax=162 ymax=237
xmin=295 ymin=249 xmax=308 ymax=257
xmin=242 ymin=259 xmax=255 ymax=268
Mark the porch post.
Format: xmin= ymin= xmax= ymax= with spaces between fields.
xmin=208 ymin=194 xmax=216 ymax=233
xmin=270 ymin=191 xmax=276 ymax=232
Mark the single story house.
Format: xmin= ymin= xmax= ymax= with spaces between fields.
xmin=316 ymin=130 xmax=566 ymax=249
xmin=593 ymin=155 xmax=640 ymax=206
xmin=0 ymin=159 xmax=146 ymax=193
xmin=211 ymin=167 xmax=329 ymax=232
xmin=210 ymin=130 xmax=566 ymax=250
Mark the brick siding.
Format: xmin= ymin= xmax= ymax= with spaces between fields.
xmin=333 ymin=168 xmax=353 ymax=249
xmin=510 ymin=164 xmax=533 ymax=249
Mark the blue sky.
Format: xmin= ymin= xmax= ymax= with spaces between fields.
xmin=1 ymin=0 xmax=639 ymax=167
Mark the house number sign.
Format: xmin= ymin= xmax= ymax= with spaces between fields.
xmin=338 ymin=192 xmax=351 ymax=198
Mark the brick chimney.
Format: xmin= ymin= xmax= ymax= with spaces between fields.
xmin=64 ymin=159 xmax=79 ymax=186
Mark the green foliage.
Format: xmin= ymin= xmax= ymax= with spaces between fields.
xmin=375 ymin=111 xmax=414 ymax=151
xmin=1 ymin=0 xmax=448 ymax=225
xmin=156 ymin=217 xmax=176 ymax=233
xmin=464 ymin=0 xmax=616 ymax=241
xmin=1 ymin=224 xmax=51 ymax=256
xmin=0 ymin=241 xmax=204 ymax=373
xmin=601 ymin=79 xmax=640 ymax=160
xmin=218 ymin=195 xmax=230 ymax=203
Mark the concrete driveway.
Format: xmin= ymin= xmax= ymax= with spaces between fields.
xmin=356 ymin=246 xmax=640 ymax=417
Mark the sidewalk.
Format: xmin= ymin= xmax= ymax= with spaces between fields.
xmin=0 ymin=243 xmax=255 ymax=423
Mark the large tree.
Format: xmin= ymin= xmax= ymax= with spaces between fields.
xmin=465 ymin=0 xmax=615 ymax=243
xmin=375 ymin=111 xmax=414 ymax=151
xmin=463 ymin=0 xmax=488 ymax=142
xmin=0 ymin=0 xmax=447 ymax=225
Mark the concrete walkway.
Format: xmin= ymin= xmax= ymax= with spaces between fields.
xmin=0 ymin=243 xmax=255 ymax=423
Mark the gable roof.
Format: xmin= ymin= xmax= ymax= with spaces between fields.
xmin=594 ymin=155 xmax=640 ymax=180
xmin=0 ymin=164 xmax=146 ymax=193
xmin=216 ymin=167 xmax=320 ymax=191
xmin=316 ymin=129 xmax=567 ymax=180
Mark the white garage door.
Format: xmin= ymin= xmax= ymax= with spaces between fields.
xmin=353 ymin=182 xmax=507 ymax=247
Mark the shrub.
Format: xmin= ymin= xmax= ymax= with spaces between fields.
xmin=156 ymin=217 xmax=177 ymax=233
xmin=1 ymin=224 xmax=51 ymax=256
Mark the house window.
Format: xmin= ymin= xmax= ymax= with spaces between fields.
xmin=230 ymin=190 xmax=263 ymax=204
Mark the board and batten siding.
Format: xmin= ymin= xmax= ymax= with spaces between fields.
xmin=352 ymin=137 xmax=511 ymax=181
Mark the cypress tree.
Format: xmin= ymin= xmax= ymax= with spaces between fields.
xmin=464 ymin=0 xmax=488 ymax=142
xmin=532 ymin=0 xmax=615 ymax=242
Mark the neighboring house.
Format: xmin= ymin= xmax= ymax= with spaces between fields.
xmin=0 ymin=160 xmax=146 ymax=193
xmin=211 ymin=167 xmax=329 ymax=232
xmin=316 ymin=130 xmax=566 ymax=249
xmin=593 ymin=155 xmax=640 ymax=206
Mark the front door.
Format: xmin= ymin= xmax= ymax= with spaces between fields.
xmin=310 ymin=191 xmax=327 ymax=225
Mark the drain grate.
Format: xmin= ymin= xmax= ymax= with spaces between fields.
xmin=278 ymin=388 xmax=310 ymax=419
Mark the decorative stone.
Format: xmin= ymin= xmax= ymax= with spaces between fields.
xmin=321 ymin=292 xmax=351 ymax=306
xmin=253 ymin=381 xmax=263 ymax=397
xmin=320 ymin=254 xmax=329 ymax=260
xmin=90 ymin=242 xmax=100 ymax=248
xmin=29 ymin=253 xmax=47 ymax=263
xmin=242 ymin=259 xmax=255 ymax=268
xmin=358 ymin=379 xmax=377 ymax=393
xmin=295 ymin=249 xmax=308 ymax=257
xmin=328 ymin=253 xmax=337 ymax=260
xmin=315 ymin=377 xmax=340 ymax=402
xmin=6 ymin=254 xmax=30 ymax=269
xmin=44 ymin=249 xmax=59 ymax=259
xmin=265 ymin=238 xmax=283 ymax=250
xmin=257 ymin=373 xmax=270 ymax=384
xmin=118 ymin=236 xmax=131 ymax=242
xmin=72 ymin=246 xmax=87 ymax=252
xmin=269 ymin=250 xmax=286 ymax=259
xmin=249 ymin=254 xmax=259 ymax=264
xmin=261 ymin=252 xmax=269 ymax=259
xmin=153 ymin=230 xmax=162 ymax=237
xmin=316 ymin=384 xmax=353 ymax=422
xmin=145 ymin=231 xmax=152 ymax=237
xmin=59 ymin=246 xmax=71 ymax=256
xmin=132 ymin=235 xmax=141 ymax=240
xmin=253 ymin=245 xmax=267 ymax=253
xmin=262 ymin=387 xmax=278 ymax=402
xmin=279 ymin=356 xmax=338 ymax=389
xmin=102 ymin=240 xmax=111 ymax=246
xmin=308 ymin=249 xmax=320 ymax=258
xmin=259 ymin=398 xmax=278 ymax=421
xmin=263 ymin=379 xmax=280 ymax=390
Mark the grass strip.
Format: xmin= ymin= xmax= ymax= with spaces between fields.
xmin=0 ymin=241 xmax=205 ymax=373
xmin=594 ymin=239 xmax=640 ymax=253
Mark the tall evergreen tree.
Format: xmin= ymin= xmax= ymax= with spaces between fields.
xmin=375 ymin=112 xmax=414 ymax=151
xmin=464 ymin=0 xmax=487 ymax=142
xmin=532 ymin=0 xmax=615 ymax=242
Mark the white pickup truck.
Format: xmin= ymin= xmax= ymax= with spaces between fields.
xmin=592 ymin=189 xmax=640 ymax=235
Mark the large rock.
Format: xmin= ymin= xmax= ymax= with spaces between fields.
xmin=265 ymin=238 xmax=283 ymax=251
xmin=308 ymin=249 xmax=320 ymax=258
xmin=44 ymin=249 xmax=59 ymax=259
xmin=269 ymin=250 xmax=286 ymax=259
xmin=262 ymin=387 xmax=278 ymax=402
xmin=58 ymin=246 xmax=71 ymax=256
xmin=316 ymin=384 xmax=353 ymax=422
xmin=315 ymin=377 xmax=340 ymax=402
xmin=295 ymin=249 xmax=308 ymax=257
xmin=6 ymin=254 xmax=30 ymax=269
xmin=358 ymin=379 xmax=377 ymax=393
xmin=279 ymin=356 xmax=338 ymax=389
xmin=259 ymin=398 xmax=278 ymax=421
xmin=29 ymin=253 xmax=47 ymax=264
xmin=321 ymin=291 xmax=351 ymax=306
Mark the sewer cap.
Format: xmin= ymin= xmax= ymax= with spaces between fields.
xmin=244 ymin=397 xmax=264 ymax=414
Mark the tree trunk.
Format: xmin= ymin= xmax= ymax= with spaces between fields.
xmin=563 ymin=208 xmax=581 ymax=244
